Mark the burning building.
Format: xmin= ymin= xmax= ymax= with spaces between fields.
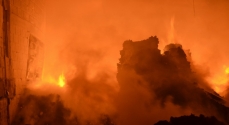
xmin=116 ymin=36 xmax=229 ymax=125
xmin=0 ymin=0 xmax=229 ymax=125
xmin=0 ymin=0 xmax=45 ymax=124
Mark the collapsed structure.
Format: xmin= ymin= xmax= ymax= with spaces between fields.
xmin=154 ymin=114 xmax=225 ymax=125
xmin=5 ymin=35 xmax=229 ymax=125
xmin=117 ymin=36 xmax=229 ymax=124
xmin=0 ymin=0 xmax=228 ymax=124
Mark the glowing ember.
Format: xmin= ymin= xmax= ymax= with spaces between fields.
xmin=58 ymin=73 xmax=65 ymax=87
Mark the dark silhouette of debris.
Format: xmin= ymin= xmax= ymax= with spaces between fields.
xmin=154 ymin=114 xmax=225 ymax=125
xmin=12 ymin=90 xmax=79 ymax=125
xmin=117 ymin=36 xmax=229 ymax=124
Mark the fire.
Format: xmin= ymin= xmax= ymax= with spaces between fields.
xmin=225 ymin=67 xmax=229 ymax=74
xmin=58 ymin=73 xmax=66 ymax=87
xmin=41 ymin=72 xmax=66 ymax=88
xmin=209 ymin=66 xmax=229 ymax=94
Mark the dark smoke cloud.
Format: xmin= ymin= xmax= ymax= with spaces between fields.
xmin=154 ymin=114 xmax=225 ymax=125
xmin=12 ymin=88 xmax=116 ymax=125
xmin=12 ymin=48 xmax=118 ymax=125
xmin=12 ymin=89 xmax=79 ymax=125
xmin=13 ymin=36 xmax=229 ymax=125
xmin=116 ymin=36 xmax=229 ymax=125
xmin=225 ymin=87 xmax=229 ymax=106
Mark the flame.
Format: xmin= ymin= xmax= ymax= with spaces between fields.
xmin=58 ymin=73 xmax=65 ymax=87
xmin=209 ymin=66 xmax=229 ymax=94
xmin=40 ymin=72 xmax=66 ymax=88
xmin=225 ymin=67 xmax=229 ymax=74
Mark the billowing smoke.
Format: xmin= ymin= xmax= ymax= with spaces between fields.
xmin=12 ymin=36 xmax=229 ymax=125
xmin=10 ymin=0 xmax=229 ymax=124
xmin=116 ymin=36 xmax=229 ymax=125
xmin=12 ymin=90 xmax=79 ymax=125
xmin=12 ymin=48 xmax=118 ymax=124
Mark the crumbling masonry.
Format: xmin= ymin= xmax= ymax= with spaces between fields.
xmin=0 ymin=0 xmax=45 ymax=124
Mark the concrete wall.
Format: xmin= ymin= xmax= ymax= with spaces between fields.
xmin=0 ymin=0 xmax=45 ymax=124
xmin=8 ymin=0 xmax=45 ymax=123
xmin=0 ymin=0 xmax=10 ymax=124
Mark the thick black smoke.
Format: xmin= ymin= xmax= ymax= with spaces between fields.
xmin=154 ymin=114 xmax=225 ymax=125
xmin=116 ymin=36 xmax=229 ymax=124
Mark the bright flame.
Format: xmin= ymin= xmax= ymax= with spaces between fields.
xmin=58 ymin=73 xmax=65 ymax=87
xmin=209 ymin=66 xmax=229 ymax=94
xmin=225 ymin=67 xmax=229 ymax=74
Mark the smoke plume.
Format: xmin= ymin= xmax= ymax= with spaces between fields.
xmin=115 ymin=36 xmax=229 ymax=125
xmin=12 ymin=36 xmax=229 ymax=125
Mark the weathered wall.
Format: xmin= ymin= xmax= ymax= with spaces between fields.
xmin=0 ymin=0 xmax=10 ymax=125
xmin=8 ymin=0 xmax=45 ymax=123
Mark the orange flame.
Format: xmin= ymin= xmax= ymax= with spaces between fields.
xmin=41 ymin=72 xmax=66 ymax=88
xmin=225 ymin=67 xmax=229 ymax=74
xmin=58 ymin=73 xmax=65 ymax=87
xmin=209 ymin=66 xmax=229 ymax=94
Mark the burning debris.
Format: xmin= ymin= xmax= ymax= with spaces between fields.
xmin=12 ymin=89 xmax=115 ymax=125
xmin=13 ymin=36 xmax=229 ymax=125
xmin=154 ymin=114 xmax=225 ymax=125
xmin=117 ymin=36 xmax=229 ymax=124
xmin=12 ymin=89 xmax=79 ymax=125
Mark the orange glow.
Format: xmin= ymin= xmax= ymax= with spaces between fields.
xmin=169 ymin=17 xmax=175 ymax=44
xmin=44 ymin=0 xmax=229 ymax=97
xmin=41 ymin=73 xmax=66 ymax=88
xmin=225 ymin=67 xmax=229 ymax=74
xmin=208 ymin=66 xmax=229 ymax=94
xmin=58 ymin=73 xmax=66 ymax=87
